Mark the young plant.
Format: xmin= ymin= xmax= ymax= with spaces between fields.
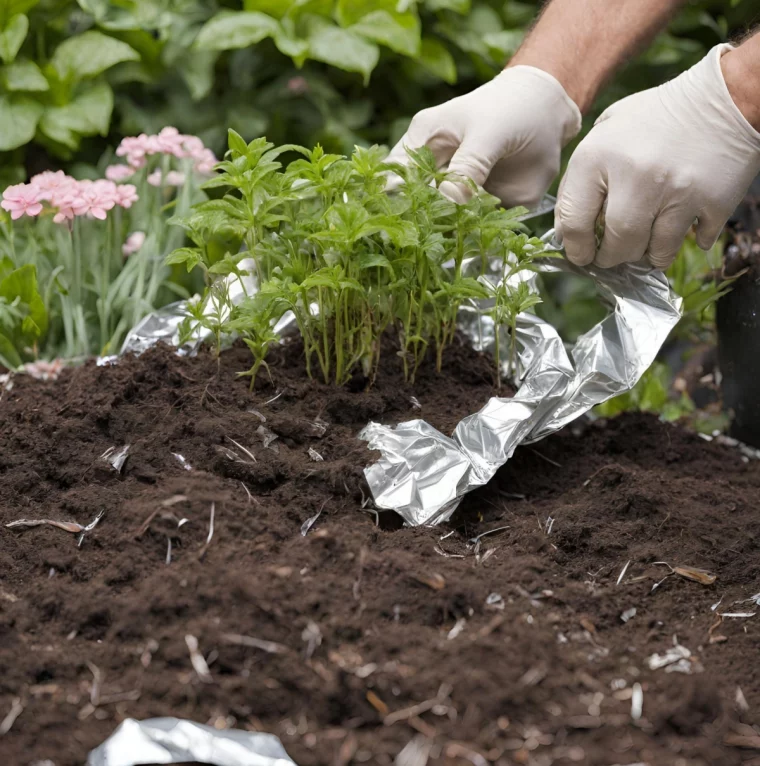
xmin=167 ymin=131 xmax=553 ymax=388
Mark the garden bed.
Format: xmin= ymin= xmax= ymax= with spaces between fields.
xmin=2 ymin=341 xmax=760 ymax=766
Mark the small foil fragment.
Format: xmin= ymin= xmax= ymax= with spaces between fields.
xmin=86 ymin=717 xmax=297 ymax=766
xmin=257 ymin=425 xmax=279 ymax=450
xmin=308 ymin=447 xmax=324 ymax=462
xmin=172 ymin=453 xmax=192 ymax=471
xmin=360 ymin=235 xmax=682 ymax=525
xmin=102 ymin=445 xmax=130 ymax=473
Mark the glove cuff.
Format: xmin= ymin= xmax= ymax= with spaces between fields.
xmin=700 ymin=44 xmax=760 ymax=151
xmin=496 ymin=65 xmax=583 ymax=145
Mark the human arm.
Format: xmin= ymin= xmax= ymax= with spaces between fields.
xmin=387 ymin=0 xmax=687 ymax=207
xmin=556 ymin=30 xmax=760 ymax=269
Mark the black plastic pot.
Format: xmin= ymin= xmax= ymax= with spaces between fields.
xmin=716 ymin=178 xmax=760 ymax=446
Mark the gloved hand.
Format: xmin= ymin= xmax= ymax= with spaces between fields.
xmin=556 ymin=44 xmax=760 ymax=270
xmin=386 ymin=66 xmax=582 ymax=208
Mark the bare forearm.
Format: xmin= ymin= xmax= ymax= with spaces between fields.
xmin=510 ymin=0 xmax=687 ymax=112
xmin=722 ymin=30 xmax=760 ymax=131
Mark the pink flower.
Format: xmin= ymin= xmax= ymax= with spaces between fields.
xmin=114 ymin=184 xmax=138 ymax=208
xmin=147 ymin=170 xmax=163 ymax=187
xmin=72 ymin=181 xmax=116 ymax=220
xmin=158 ymin=126 xmax=185 ymax=156
xmin=194 ymin=148 xmax=218 ymax=175
xmin=122 ymin=231 xmax=146 ymax=256
xmin=165 ymin=171 xmax=186 ymax=187
xmin=53 ymin=207 xmax=75 ymax=225
xmin=182 ymin=135 xmax=205 ymax=158
xmin=105 ymin=164 xmax=134 ymax=182
xmin=1 ymin=183 xmax=43 ymax=220
xmin=29 ymin=170 xmax=70 ymax=201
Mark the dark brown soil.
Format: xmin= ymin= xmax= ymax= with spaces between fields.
xmin=2 ymin=340 xmax=760 ymax=766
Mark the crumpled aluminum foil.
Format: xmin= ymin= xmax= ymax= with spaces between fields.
xmin=87 ymin=717 xmax=296 ymax=766
xmin=359 ymin=235 xmax=683 ymax=526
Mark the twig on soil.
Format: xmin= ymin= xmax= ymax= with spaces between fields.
xmin=240 ymin=482 xmax=258 ymax=505
xmin=0 ymin=698 xmax=23 ymax=736
xmin=78 ymin=509 xmax=105 ymax=548
xmin=384 ymin=684 xmax=453 ymax=726
xmin=222 ymin=633 xmax=290 ymax=654
xmin=6 ymin=518 xmax=84 ymax=534
xmin=616 ymin=560 xmax=631 ymax=585
xmin=198 ymin=502 xmax=215 ymax=560
xmin=448 ymin=618 xmax=466 ymax=640
xmin=736 ymin=687 xmax=750 ymax=712
xmin=166 ymin=537 xmax=172 ymax=565
xmin=225 ymin=436 xmax=257 ymax=463
xmin=101 ymin=444 xmax=130 ymax=473
xmin=301 ymin=500 xmax=327 ymax=537
xmin=582 ymin=462 xmax=624 ymax=487
xmin=434 ymin=544 xmax=465 ymax=559
xmin=708 ymin=613 xmax=727 ymax=644
xmin=265 ymin=390 xmax=284 ymax=405
xmin=395 ymin=736 xmax=433 ymax=766
xmin=444 ymin=742 xmax=488 ymax=766
xmin=359 ymin=508 xmax=379 ymax=526
xmin=185 ymin=634 xmax=213 ymax=683
xmin=87 ymin=662 xmax=103 ymax=706
xmin=498 ymin=490 xmax=526 ymax=500
xmin=308 ymin=447 xmax=324 ymax=462
xmin=631 ymin=682 xmax=643 ymax=721
xmin=529 ymin=448 xmax=562 ymax=468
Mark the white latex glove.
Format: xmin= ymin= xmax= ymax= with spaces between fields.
xmin=556 ymin=44 xmax=760 ymax=270
xmin=386 ymin=66 xmax=582 ymax=208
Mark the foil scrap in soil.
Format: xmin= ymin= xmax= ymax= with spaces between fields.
xmin=361 ymin=235 xmax=682 ymax=525
xmin=86 ymin=717 xmax=297 ymax=766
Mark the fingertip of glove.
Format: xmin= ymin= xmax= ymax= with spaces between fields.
xmin=438 ymin=180 xmax=472 ymax=205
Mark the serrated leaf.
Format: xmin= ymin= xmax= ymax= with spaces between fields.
xmin=0 ymin=93 xmax=41 ymax=150
xmin=195 ymin=11 xmax=280 ymax=51
xmin=51 ymin=31 xmax=139 ymax=80
xmin=2 ymin=58 xmax=47 ymax=90
xmin=0 ymin=13 xmax=27 ymax=64
xmin=39 ymin=81 xmax=113 ymax=150
xmin=306 ymin=17 xmax=379 ymax=83
xmin=349 ymin=10 xmax=420 ymax=57
xmin=417 ymin=37 xmax=455 ymax=83
xmin=165 ymin=247 xmax=203 ymax=272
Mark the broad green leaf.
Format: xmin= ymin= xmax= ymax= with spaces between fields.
xmin=39 ymin=81 xmax=113 ymax=150
xmin=2 ymin=58 xmax=48 ymax=90
xmin=243 ymin=0 xmax=289 ymax=17
xmin=483 ymin=29 xmax=524 ymax=60
xmin=195 ymin=11 xmax=280 ymax=51
xmin=0 ymin=0 xmax=37 ymax=28
xmin=306 ymin=17 xmax=379 ymax=84
xmin=356 ymin=252 xmax=394 ymax=273
xmin=0 ymin=264 xmax=47 ymax=338
xmin=425 ymin=0 xmax=470 ymax=13
xmin=0 ymin=93 xmax=41 ymax=150
xmin=417 ymin=37 xmax=455 ymax=83
xmin=273 ymin=19 xmax=309 ymax=61
xmin=0 ymin=332 xmax=22 ymax=369
xmin=349 ymin=10 xmax=420 ymax=57
xmin=51 ymin=31 xmax=139 ymax=80
xmin=165 ymin=247 xmax=203 ymax=272
xmin=179 ymin=49 xmax=218 ymax=100
xmin=0 ymin=13 xmax=27 ymax=64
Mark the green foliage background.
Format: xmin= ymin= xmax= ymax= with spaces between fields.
xmin=1 ymin=0 xmax=758 ymax=186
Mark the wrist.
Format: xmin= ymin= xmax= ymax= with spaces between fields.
xmin=721 ymin=36 xmax=760 ymax=132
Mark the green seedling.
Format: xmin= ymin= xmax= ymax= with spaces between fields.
xmin=167 ymin=131 xmax=552 ymax=387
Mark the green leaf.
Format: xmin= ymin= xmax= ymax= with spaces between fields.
xmin=0 ymin=93 xmax=41 ymax=150
xmin=0 ymin=13 xmax=27 ymax=64
xmin=0 ymin=0 xmax=37 ymax=28
xmin=425 ymin=0 xmax=470 ymax=13
xmin=416 ymin=37 xmax=455 ymax=83
xmin=0 ymin=332 xmax=22 ymax=370
xmin=306 ymin=17 xmax=379 ymax=83
xmin=0 ymin=264 xmax=47 ymax=339
xmin=39 ymin=81 xmax=113 ymax=150
xmin=2 ymin=58 xmax=47 ymax=91
xmin=179 ymin=49 xmax=218 ymax=101
xmin=356 ymin=252 xmax=394 ymax=273
xmin=195 ymin=11 xmax=280 ymax=51
xmin=483 ymin=29 xmax=524 ymax=60
xmin=51 ymin=31 xmax=139 ymax=80
xmin=349 ymin=10 xmax=420 ymax=57
xmin=165 ymin=247 xmax=203 ymax=273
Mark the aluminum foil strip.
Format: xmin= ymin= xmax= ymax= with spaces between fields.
xmin=87 ymin=717 xmax=297 ymax=766
xmin=360 ymin=237 xmax=683 ymax=526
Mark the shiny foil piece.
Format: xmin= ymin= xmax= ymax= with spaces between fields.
xmin=360 ymin=238 xmax=682 ymax=526
xmin=87 ymin=717 xmax=297 ymax=766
